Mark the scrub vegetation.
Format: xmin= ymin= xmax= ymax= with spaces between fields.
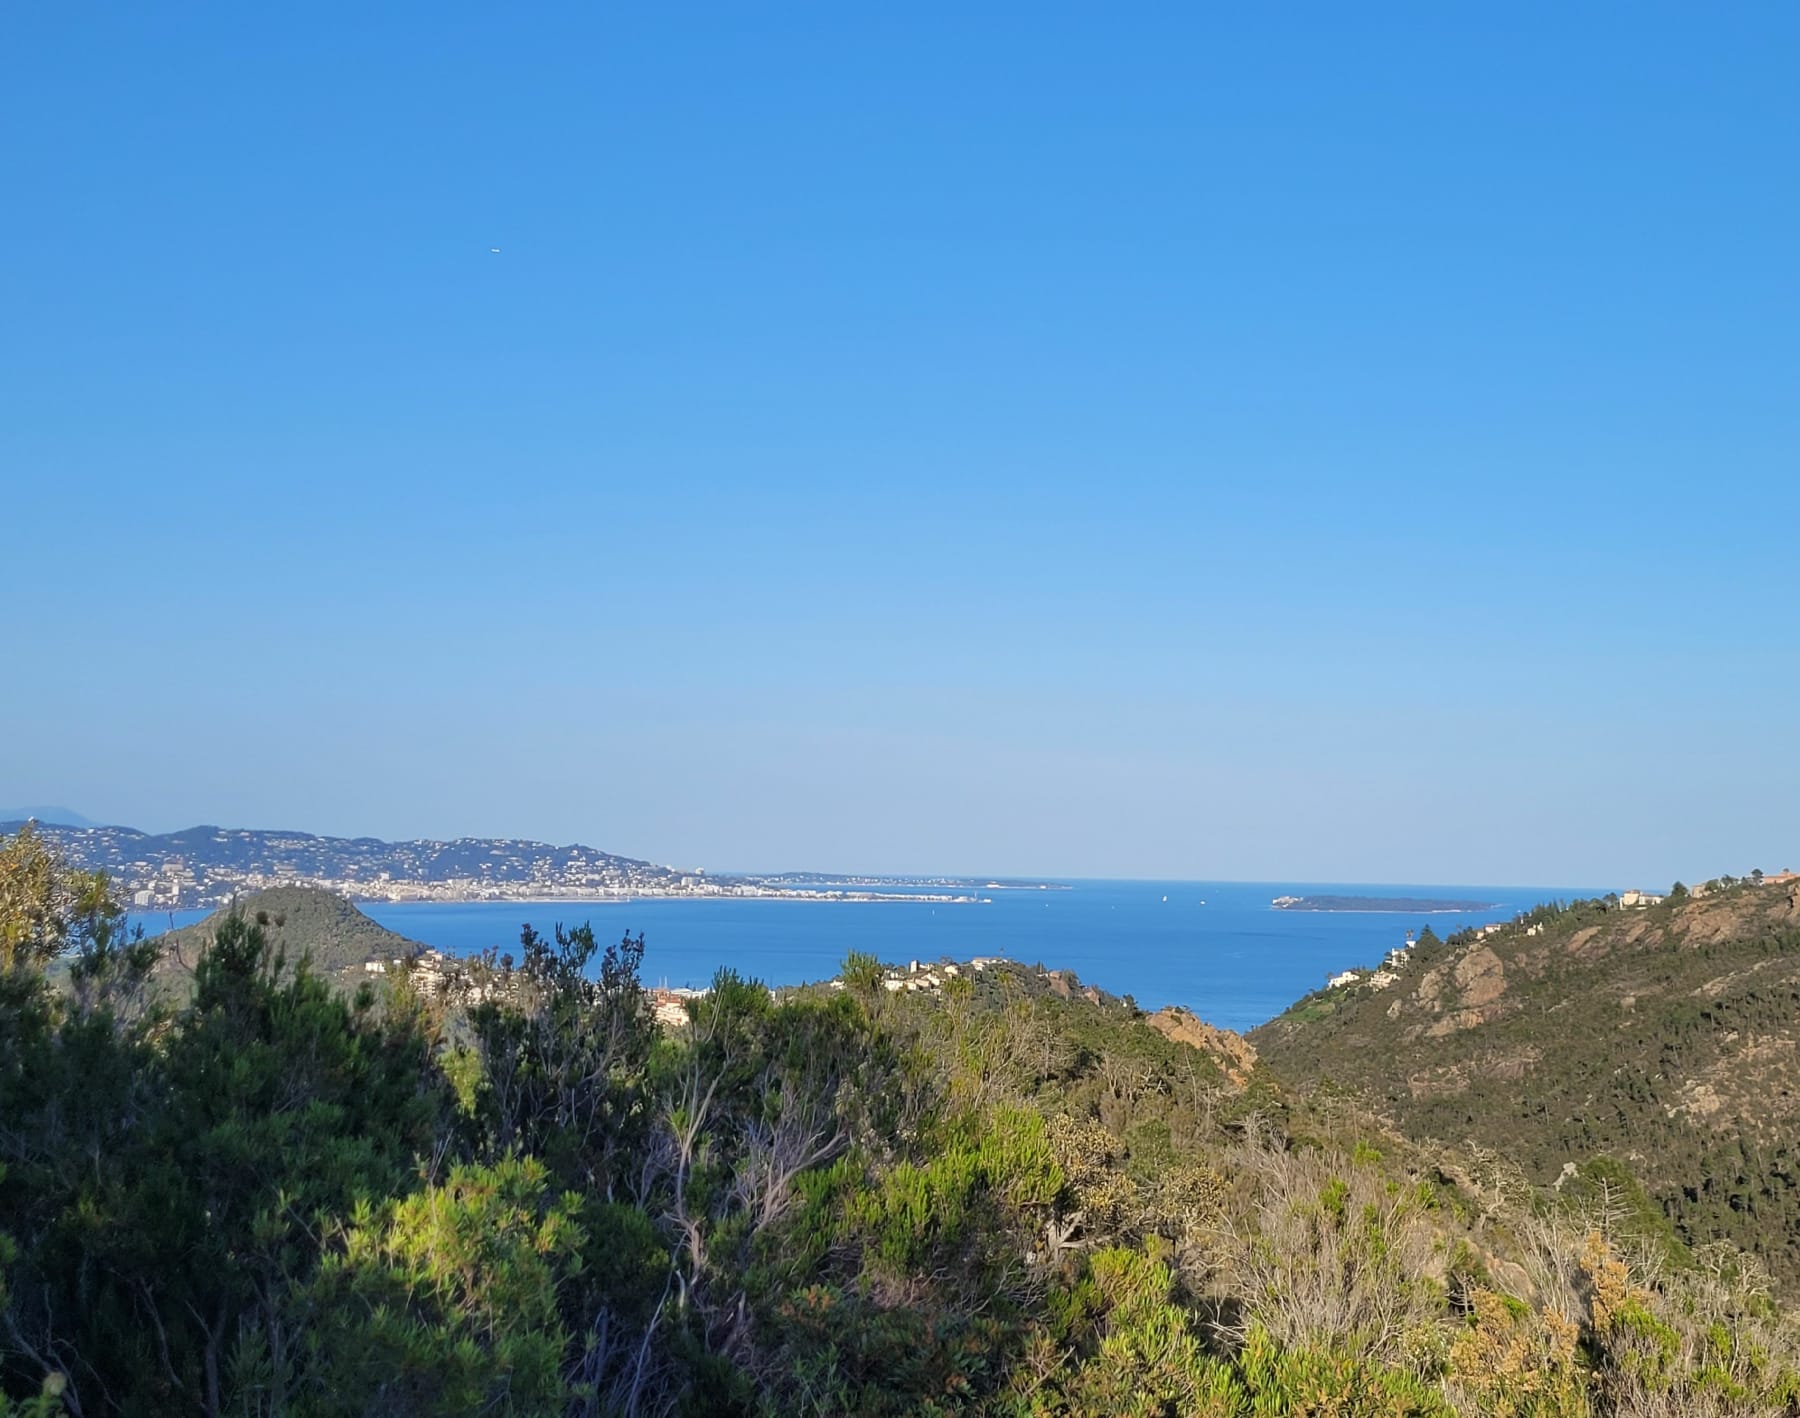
xmin=4 ymin=825 xmax=1800 ymax=1415
xmin=1254 ymin=878 xmax=1800 ymax=1294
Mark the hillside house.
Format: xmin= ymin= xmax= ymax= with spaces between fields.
xmin=650 ymin=986 xmax=706 ymax=1028
xmin=1619 ymin=888 xmax=1665 ymax=909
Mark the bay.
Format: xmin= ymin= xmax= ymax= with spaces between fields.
xmin=133 ymin=878 xmax=1586 ymax=1032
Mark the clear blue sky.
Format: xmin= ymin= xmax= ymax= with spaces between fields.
xmin=5 ymin=4 xmax=1797 ymax=886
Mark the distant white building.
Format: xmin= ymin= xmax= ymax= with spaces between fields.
xmin=1619 ymin=888 xmax=1665 ymax=909
xmin=883 ymin=965 xmax=944 ymax=993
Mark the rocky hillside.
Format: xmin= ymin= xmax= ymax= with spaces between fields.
xmin=1252 ymin=879 xmax=1800 ymax=1286
xmin=148 ymin=886 xmax=426 ymax=997
xmin=1147 ymin=1004 xmax=1259 ymax=1086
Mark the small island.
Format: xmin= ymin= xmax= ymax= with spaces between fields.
xmin=1271 ymin=894 xmax=1498 ymax=913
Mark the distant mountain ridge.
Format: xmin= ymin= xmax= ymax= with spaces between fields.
xmin=0 ymin=806 xmax=99 ymax=829
xmin=2 ymin=818 xmax=698 ymax=908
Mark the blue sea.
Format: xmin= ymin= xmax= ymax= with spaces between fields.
xmin=131 ymin=879 xmax=1585 ymax=1032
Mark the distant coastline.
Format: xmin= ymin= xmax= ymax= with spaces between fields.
xmin=371 ymin=890 xmax=990 ymax=907
xmin=7 ymin=819 xmax=1042 ymax=913
xmin=1270 ymin=893 xmax=1499 ymax=913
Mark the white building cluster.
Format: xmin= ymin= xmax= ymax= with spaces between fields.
xmin=880 ymin=959 xmax=964 ymax=993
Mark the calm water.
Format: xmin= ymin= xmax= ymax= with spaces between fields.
xmin=133 ymin=879 xmax=1585 ymax=1032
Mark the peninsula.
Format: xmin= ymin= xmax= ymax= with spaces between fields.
xmin=1270 ymin=893 xmax=1499 ymax=912
xmin=1 ymin=818 xmax=1050 ymax=912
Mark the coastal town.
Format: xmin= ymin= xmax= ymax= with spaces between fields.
xmin=2 ymin=818 xmax=998 ymax=911
xmin=368 ymin=939 xmax=1016 ymax=1031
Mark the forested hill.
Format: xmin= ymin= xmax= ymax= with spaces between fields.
xmin=1253 ymin=878 xmax=1800 ymax=1288
xmin=147 ymin=886 xmax=425 ymax=996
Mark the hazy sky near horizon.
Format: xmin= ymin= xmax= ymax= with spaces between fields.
xmin=5 ymin=4 xmax=1798 ymax=886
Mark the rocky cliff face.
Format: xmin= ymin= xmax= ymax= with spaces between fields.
xmin=1146 ymin=1006 xmax=1259 ymax=1086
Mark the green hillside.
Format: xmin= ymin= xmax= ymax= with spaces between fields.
xmin=149 ymin=885 xmax=425 ymax=997
xmin=1253 ymin=879 xmax=1800 ymax=1288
